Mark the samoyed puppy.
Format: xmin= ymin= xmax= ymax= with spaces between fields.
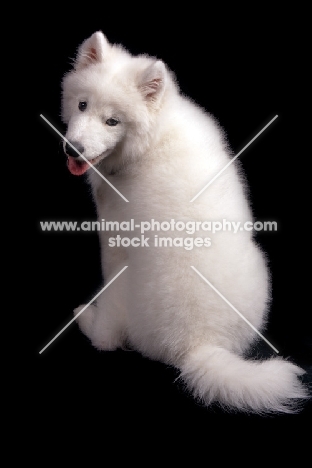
xmin=61 ymin=31 xmax=308 ymax=413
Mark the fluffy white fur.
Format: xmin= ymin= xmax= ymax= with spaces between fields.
xmin=61 ymin=31 xmax=308 ymax=413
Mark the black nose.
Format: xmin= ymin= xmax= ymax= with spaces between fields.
xmin=64 ymin=141 xmax=84 ymax=158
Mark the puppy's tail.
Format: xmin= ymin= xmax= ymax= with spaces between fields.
xmin=179 ymin=345 xmax=309 ymax=414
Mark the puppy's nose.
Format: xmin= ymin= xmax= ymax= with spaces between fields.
xmin=64 ymin=141 xmax=84 ymax=158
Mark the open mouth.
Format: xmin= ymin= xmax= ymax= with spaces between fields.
xmin=67 ymin=154 xmax=103 ymax=176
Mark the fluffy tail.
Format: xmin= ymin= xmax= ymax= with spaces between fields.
xmin=180 ymin=345 xmax=309 ymax=414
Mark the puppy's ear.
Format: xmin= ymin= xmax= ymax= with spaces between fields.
xmin=139 ymin=61 xmax=167 ymax=104
xmin=75 ymin=31 xmax=110 ymax=70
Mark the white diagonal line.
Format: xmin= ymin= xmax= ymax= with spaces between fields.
xmin=40 ymin=114 xmax=129 ymax=203
xmin=39 ymin=266 xmax=128 ymax=354
xmin=190 ymin=115 xmax=278 ymax=203
xmin=191 ymin=266 xmax=279 ymax=353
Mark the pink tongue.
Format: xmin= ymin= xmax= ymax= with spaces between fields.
xmin=67 ymin=157 xmax=90 ymax=176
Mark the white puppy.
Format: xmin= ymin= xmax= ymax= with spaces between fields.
xmin=61 ymin=31 xmax=308 ymax=413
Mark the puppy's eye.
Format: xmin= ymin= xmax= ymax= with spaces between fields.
xmin=106 ymin=118 xmax=119 ymax=126
xmin=78 ymin=101 xmax=87 ymax=111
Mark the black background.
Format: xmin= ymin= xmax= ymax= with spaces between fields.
xmin=28 ymin=5 xmax=311 ymax=453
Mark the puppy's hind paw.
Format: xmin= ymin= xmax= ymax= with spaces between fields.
xmin=74 ymin=303 xmax=96 ymax=339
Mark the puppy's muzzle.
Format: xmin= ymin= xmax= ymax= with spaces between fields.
xmin=64 ymin=140 xmax=85 ymax=158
